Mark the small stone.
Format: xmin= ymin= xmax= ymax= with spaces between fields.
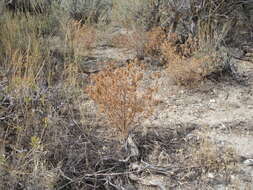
xmin=243 ymin=159 xmax=253 ymax=166
xmin=207 ymin=173 xmax=215 ymax=178
xmin=124 ymin=184 xmax=137 ymax=190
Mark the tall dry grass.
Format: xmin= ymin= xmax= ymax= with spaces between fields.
xmin=0 ymin=13 xmax=52 ymax=94
xmin=0 ymin=11 xmax=98 ymax=189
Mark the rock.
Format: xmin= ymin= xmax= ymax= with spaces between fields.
xmin=243 ymin=159 xmax=253 ymax=166
xmin=124 ymin=184 xmax=137 ymax=190
xmin=207 ymin=173 xmax=215 ymax=178
xmin=214 ymin=184 xmax=227 ymax=190
xmin=80 ymin=57 xmax=103 ymax=74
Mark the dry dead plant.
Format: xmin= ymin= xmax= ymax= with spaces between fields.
xmin=162 ymin=33 xmax=199 ymax=59
xmin=62 ymin=19 xmax=97 ymax=58
xmin=2 ymin=34 xmax=44 ymax=93
xmin=190 ymin=135 xmax=237 ymax=174
xmin=61 ymin=19 xmax=97 ymax=88
xmin=111 ymin=29 xmax=147 ymax=58
xmin=0 ymin=13 xmax=55 ymax=93
xmin=144 ymin=27 xmax=167 ymax=57
xmin=86 ymin=61 xmax=155 ymax=139
xmin=165 ymin=53 xmax=218 ymax=86
xmin=62 ymin=62 xmax=80 ymax=88
xmin=160 ymin=32 xmax=223 ymax=86
xmin=111 ymin=33 xmax=132 ymax=48
xmin=8 ymin=50 xmax=39 ymax=92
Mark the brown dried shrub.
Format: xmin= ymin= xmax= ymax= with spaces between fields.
xmin=160 ymin=34 xmax=183 ymax=62
xmin=162 ymin=33 xmax=199 ymax=58
xmin=179 ymin=34 xmax=199 ymax=57
xmin=161 ymin=33 xmax=221 ymax=86
xmin=111 ymin=33 xmax=132 ymax=49
xmin=190 ymin=134 xmax=237 ymax=174
xmin=111 ymin=27 xmax=167 ymax=58
xmin=144 ymin=27 xmax=167 ymax=57
xmin=165 ymin=54 xmax=217 ymax=86
xmin=111 ymin=30 xmax=147 ymax=57
xmin=63 ymin=20 xmax=97 ymax=57
xmin=86 ymin=61 xmax=155 ymax=139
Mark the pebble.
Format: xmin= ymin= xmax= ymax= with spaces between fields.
xmin=243 ymin=159 xmax=253 ymax=166
xmin=207 ymin=173 xmax=215 ymax=178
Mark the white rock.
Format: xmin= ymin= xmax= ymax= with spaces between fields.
xmin=243 ymin=159 xmax=253 ymax=166
xmin=207 ymin=173 xmax=215 ymax=178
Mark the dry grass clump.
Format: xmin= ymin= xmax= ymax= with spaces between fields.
xmin=0 ymin=13 xmax=53 ymax=94
xmin=110 ymin=25 xmax=230 ymax=86
xmin=0 ymin=85 xmax=90 ymax=189
xmin=158 ymin=32 xmax=229 ymax=86
xmin=7 ymin=50 xmax=42 ymax=92
xmin=111 ymin=27 xmax=166 ymax=59
xmin=62 ymin=19 xmax=97 ymax=58
xmin=60 ymin=19 xmax=97 ymax=88
xmin=144 ymin=27 xmax=167 ymax=57
xmin=190 ymin=136 xmax=237 ymax=174
xmin=86 ymin=61 xmax=155 ymax=139
xmin=111 ymin=0 xmax=171 ymax=30
xmin=60 ymin=0 xmax=112 ymax=25
xmin=160 ymin=33 xmax=200 ymax=86
xmin=163 ymin=49 xmax=221 ymax=86
xmin=110 ymin=29 xmax=147 ymax=58
xmin=0 ymin=13 xmax=43 ymax=59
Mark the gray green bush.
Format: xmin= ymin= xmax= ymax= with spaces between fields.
xmin=59 ymin=0 xmax=112 ymax=24
xmin=112 ymin=0 xmax=173 ymax=30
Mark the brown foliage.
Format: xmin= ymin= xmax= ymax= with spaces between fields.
xmin=144 ymin=27 xmax=167 ymax=57
xmin=111 ymin=30 xmax=147 ymax=57
xmin=165 ymin=54 xmax=217 ymax=86
xmin=112 ymin=27 xmax=221 ymax=86
xmin=63 ymin=20 xmax=97 ymax=57
xmin=111 ymin=33 xmax=133 ymax=49
xmin=190 ymin=134 xmax=237 ymax=174
xmin=161 ymin=33 xmax=220 ymax=86
xmin=86 ymin=61 xmax=154 ymax=139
